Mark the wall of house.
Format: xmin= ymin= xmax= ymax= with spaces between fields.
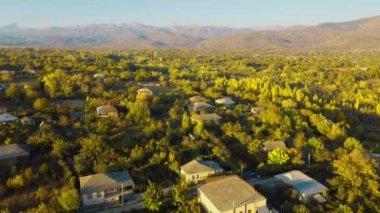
xmin=199 ymin=190 xmax=222 ymax=213
xmin=82 ymin=191 xmax=106 ymax=206
xmin=182 ymin=170 xmax=216 ymax=183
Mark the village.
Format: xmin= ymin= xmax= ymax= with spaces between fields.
xmin=0 ymin=49 xmax=379 ymax=212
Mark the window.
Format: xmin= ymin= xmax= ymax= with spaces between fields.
xmin=192 ymin=175 xmax=195 ymax=179
xmin=196 ymin=174 xmax=199 ymax=179
xmin=248 ymin=210 xmax=252 ymax=213
xmin=97 ymin=192 xmax=102 ymax=198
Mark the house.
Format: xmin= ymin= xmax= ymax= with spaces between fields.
xmin=0 ymin=103 xmax=6 ymax=114
xmin=96 ymin=105 xmax=118 ymax=117
xmin=0 ymin=144 xmax=30 ymax=168
xmin=0 ymin=113 xmax=18 ymax=124
xmin=191 ymin=113 xmax=222 ymax=124
xmin=189 ymin=96 xmax=206 ymax=103
xmin=137 ymin=88 xmax=153 ymax=96
xmin=0 ymin=83 xmax=9 ymax=91
xmin=188 ymin=102 xmax=214 ymax=113
xmin=198 ymin=175 xmax=269 ymax=213
xmin=274 ymin=170 xmax=328 ymax=203
xmin=20 ymin=116 xmax=35 ymax=126
xmin=79 ymin=171 xmax=135 ymax=206
xmin=215 ymin=97 xmax=235 ymax=106
xmin=262 ymin=141 xmax=287 ymax=152
xmin=93 ymin=73 xmax=106 ymax=79
xmin=180 ymin=159 xmax=223 ymax=183
xmin=251 ymin=106 xmax=265 ymax=116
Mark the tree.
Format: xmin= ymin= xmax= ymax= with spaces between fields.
xmin=170 ymin=180 xmax=188 ymax=206
xmin=57 ymin=186 xmax=80 ymax=211
xmin=343 ymin=137 xmax=362 ymax=150
xmin=127 ymin=100 xmax=151 ymax=123
xmin=142 ymin=181 xmax=164 ymax=212
xmin=267 ymin=148 xmax=289 ymax=166
xmin=330 ymin=149 xmax=380 ymax=211
xmin=33 ymin=98 xmax=50 ymax=111
xmin=5 ymin=83 xmax=22 ymax=100
xmin=181 ymin=112 xmax=191 ymax=132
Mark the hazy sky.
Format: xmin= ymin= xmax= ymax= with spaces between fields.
xmin=1 ymin=0 xmax=379 ymax=28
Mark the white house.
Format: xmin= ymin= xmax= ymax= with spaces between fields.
xmin=137 ymin=88 xmax=153 ymax=96
xmin=215 ymin=97 xmax=235 ymax=106
xmin=0 ymin=113 xmax=18 ymax=124
xmin=180 ymin=159 xmax=223 ymax=183
xmin=188 ymin=102 xmax=214 ymax=113
xmin=93 ymin=73 xmax=106 ymax=79
xmin=198 ymin=175 xmax=269 ymax=213
xmin=79 ymin=171 xmax=135 ymax=206
xmin=96 ymin=105 xmax=118 ymax=117
xmin=274 ymin=170 xmax=328 ymax=203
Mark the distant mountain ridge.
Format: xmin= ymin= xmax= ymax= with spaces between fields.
xmin=1 ymin=15 xmax=380 ymax=49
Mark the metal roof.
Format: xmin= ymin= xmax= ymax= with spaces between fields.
xmin=80 ymin=171 xmax=134 ymax=195
xmin=0 ymin=144 xmax=30 ymax=161
xmin=181 ymin=159 xmax=223 ymax=175
xmin=274 ymin=170 xmax=327 ymax=197
xmin=198 ymin=175 xmax=266 ymax=212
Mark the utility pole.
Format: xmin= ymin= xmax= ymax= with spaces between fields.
xmin=240 ymin=163 xmax=243 ymax=178
xmin=121 ymin=183 xmax=124 ymax=206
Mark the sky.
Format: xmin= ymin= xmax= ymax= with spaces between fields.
xmin=0 ymin=0 xmax=379 ymax=28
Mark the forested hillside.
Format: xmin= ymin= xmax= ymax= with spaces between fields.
xmin=0 ymin=48 xmax=379 ymax=212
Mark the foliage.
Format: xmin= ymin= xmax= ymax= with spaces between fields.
xmin=142 ymin=181 xmax=165 ymax=212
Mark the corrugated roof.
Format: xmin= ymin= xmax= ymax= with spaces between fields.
xmin=198 ymin=175 xmax=266 ymax=212
xmin=0 ymin=113 xmax=18 ymax=122
xmin=274 ymin=170 xmax=327 ymax=196
xmin=0 ymin=144 xmax=30 ymax=160
xmin=181 ymin=159 xmax=222 ymax=175
xmin=80 ymin=171 xmax=134 ymax=194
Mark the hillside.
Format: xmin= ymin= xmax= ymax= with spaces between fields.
xmin=200 ymin=16 xmax=380 ymax=49
xmin=0 ymin=15 xmax=380 ymax=49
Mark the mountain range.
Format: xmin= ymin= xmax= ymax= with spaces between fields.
xmin=1 ymin=15 xmax=380 ymax=50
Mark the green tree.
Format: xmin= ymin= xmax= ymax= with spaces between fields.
xmin=5 ymin=83 xmax=22 ymax=100
xmin=33 ymin=98 xmax=50 ymax=111
xmin=267 ymin=148 xmax=289 ymax=166
xmin=142 ymin=181 xmax=164 ymax=212
xmin=127 ymin=100 xmax=151 ymax=123
xmin=57 ymin=187 xmax=80 ymax=211
xmin=343 ymin=137 xmax=362 ymax=150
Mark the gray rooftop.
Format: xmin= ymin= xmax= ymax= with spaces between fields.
xmin=80 ymin=171 xmax=134 ymax=195
xmin=274 ymin=170 xmax=327 ymax=196
xmin=181 ymin=159 xmax=223 ymax=175
xmin=0 ymin=144 xmax=30 ymax=161
xmin=215 ymin=97 xmax=235 ymax=105
xmin=189 ymin=96 xmax=206 ymax=103
xmin=191 ymin=113 xmax=222 ymax=122
xmin=198 ymin=175 xmax=266 ymax=212
xmin=0 ymin=113 xmax=18 ymax=123
xmin=263 ymin=141 xmax=287 ymax=152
